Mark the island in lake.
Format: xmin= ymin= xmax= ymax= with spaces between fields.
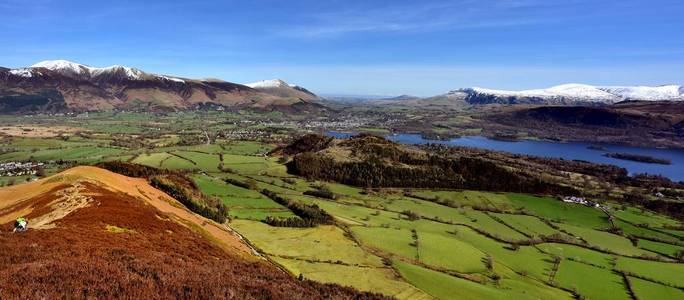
xmin=604 ymin=152 xmax=672 ymax=165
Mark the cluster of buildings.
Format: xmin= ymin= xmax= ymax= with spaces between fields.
xmin=562 ymin=196 xmax=608 ymax=210
xmin=221 ymin=129 xmax=271 ymax=140
xmin=0 ymin=161 xmax=43 ymax=177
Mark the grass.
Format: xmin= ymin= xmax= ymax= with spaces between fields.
xmin=556 ymin=223 xmax=655 ymax=256
xmin=629 ymin=276 xmax=684 ymax=300
xmin=506 ymin=194 xmax=611 ymax=229
xmin=192 ymin=174 xmax=293 ymax=220
xmin=490 ymin=213 xmax=559 ymax=237
xmin=351 ymin=227 xmax=418 ymax=260
xmin=0 ymin=146 xmax=124 ymax=163
xmin=418 ymin=231 xmax=487 ymax=273
xmin=536 ymin=243 xmax=614 ymax=268
xmin=231 ymin=220 xmax=383 ymax=267
xmin=131 ymin=153 xmax=172 ymax=168
xmin=411 ymin=190 xmax=513 ymax=210
xmin=160 ymin=155 xmax=196 ymax=169
xmin=554 ymin=259 xmax=631 ymax=300
xmin=274 ymin=258 xmax=430 ymax=300
xmin=451 ymin=225 xmax=552 ymax=281
xmin=380 ymin=197 xmax=474 ymax=224
xmin=393 ymin=260 xmax=506 ymax=300
xmin=173 ymin=151 xmax=221 ymax=172
xmin=638 ymin=239 xmax=684 ymax=257
xmin=612 ymin=207 xmax=681 ymax=228
xmin=393 ymin=260 xmax=571 ymax=300
xmin=463 ymin=210 xmax=529 ymax=241
xmin=222 ymin=154 xmax=279 ymax=174
xmin=615 ymin=257 xmax=684 ymax=287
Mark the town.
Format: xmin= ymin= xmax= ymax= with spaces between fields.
xmin=0 ymin=161 xmax=44 ymax=177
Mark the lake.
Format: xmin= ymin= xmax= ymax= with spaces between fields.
xmin=326 ymin=132 xmax=684 ymax=182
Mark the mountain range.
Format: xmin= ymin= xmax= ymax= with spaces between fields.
xmin=453 ymin=84 xmax=684 ymax=105
xmin=368 ymin=84 xmax=684 ymax=107
xmin=0 ymin=60 xmax=319 ymax=113
xmin=2 ymin=60 xmax=682 ymax=113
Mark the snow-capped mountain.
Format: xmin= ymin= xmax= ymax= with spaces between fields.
xmin=246 ymin=79 xmax=295 ymax=89
xmin=29 ymin=60 xmax=184 ymax=83
xmin=0 ymin=60 xmax=320 ymax=113
xmin=245 ymin=79 xmax=319 ymax=101
xmin=454 ymin=84 xmax=684 ymax=105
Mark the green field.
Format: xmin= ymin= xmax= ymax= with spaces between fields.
xmin=554 ymin=259 xmax=631 ymax=300
xmin=616 ymin=257 xmax=684 ymax=287
xmin=629 ymin=276 xmax=684 ymax=300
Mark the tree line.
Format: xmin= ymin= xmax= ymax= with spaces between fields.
xmin=287 ymin=151 xmax=576 ymax=195
xmin=260 ymin=189 xmax=334 ymax=227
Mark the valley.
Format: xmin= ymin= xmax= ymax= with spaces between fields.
xmin=0 ymin=111 xmax=683 ymax=299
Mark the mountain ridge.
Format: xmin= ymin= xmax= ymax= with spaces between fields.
xmin=0 ymin=60 xmax=321 ymax=112
xmin=454 ymin=83 xmax=684 ymax=105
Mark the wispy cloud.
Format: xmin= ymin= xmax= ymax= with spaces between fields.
xmin=275 ymin=0 xmax=577 ymax=38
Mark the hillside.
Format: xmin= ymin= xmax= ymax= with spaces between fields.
xmin=0 ymin=60 xmax=319 ymax=113
xmin=246 ymin=79 xmax=320 ymax=101
xmin=281 ymin=134 xmax=576 ymax=194
xmin=479 ymin=101 xmax=684 ymax=148
xmin=0 ymin=166 xmax=387 ymax=299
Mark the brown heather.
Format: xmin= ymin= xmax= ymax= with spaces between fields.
xmin=0 ymin=182 xmax=389 ymax=300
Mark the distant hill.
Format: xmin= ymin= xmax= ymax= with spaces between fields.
xmin=0 ymin=60 xmax=320 ymax=113
xmin=245 ymin=79 xmax=320 ymax=101
xmin=481 ymin=101 xmax=684 ymax=148
xmin=0 ymin=166 xmax=387 ymax=299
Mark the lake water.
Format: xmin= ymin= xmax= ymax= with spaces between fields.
xmin=326 ymin=131 xmax=684 ymax=182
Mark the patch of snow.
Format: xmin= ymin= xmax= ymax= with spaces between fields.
xmin=156 ymin=75 xmax=185 ymax=83
xmin=597 ymin=85 xmax=683 ymax=101
xmin=245 ymin=79 xmax=289 ymax=89
xmin=9 ymin=68 xmax=34 ymax=78
xmin=92 ymin=65 xmax=144 ymax=80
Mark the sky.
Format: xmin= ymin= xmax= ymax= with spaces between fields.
xmin=1 ymin=0 xmax=683 ymax=96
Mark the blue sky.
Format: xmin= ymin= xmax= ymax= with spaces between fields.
xmin=1 ymin=0 xmax=682 ymax=96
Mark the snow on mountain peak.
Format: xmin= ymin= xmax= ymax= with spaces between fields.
xmin=31 ymin=60 xmax=91 ymax=75
xmin=597 ymin=85 xmax=682 ymax=101
xmin=245 ymin=79 xmax=291 ymax=89
xmin=467 ymin=84 xmax=682 ymax=102
xmin=29 ymin=60 xmax=144 ymax=80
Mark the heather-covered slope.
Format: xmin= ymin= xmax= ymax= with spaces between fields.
xmin=0 ymin=166 xmax=387 ymax=299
